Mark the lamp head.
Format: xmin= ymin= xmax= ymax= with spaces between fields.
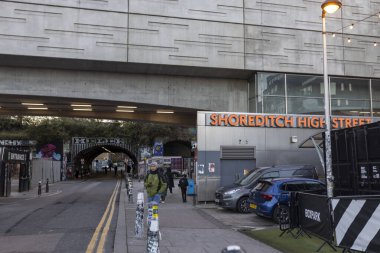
xmin=321 ymin=0 xmax=342 ymax=14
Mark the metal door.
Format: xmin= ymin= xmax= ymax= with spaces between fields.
xmin=220 ymin=159 xmax=256 ymax=186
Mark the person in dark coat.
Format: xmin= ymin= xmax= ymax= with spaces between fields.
xmin=178 ymin=174 xmax=189 ymax=203
xmin=166 ymin=167 xmax=175 ymax=193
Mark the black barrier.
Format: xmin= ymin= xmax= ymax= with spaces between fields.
xmin=298 ymin=193 xmax=333 ymax=243
xmin=331 ymin=196 xmax=380 ymax=253
xmin=279 ymin=192 xmax=299 ymax=238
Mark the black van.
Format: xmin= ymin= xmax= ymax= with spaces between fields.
xmin=215 ymin=164 xmax=319 ymax=213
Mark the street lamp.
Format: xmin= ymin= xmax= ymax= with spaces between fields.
xmin=321 ymin=0 xmax=342 ymax=198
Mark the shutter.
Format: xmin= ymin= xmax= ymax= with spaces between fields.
xmin=220 ymin=146 xmax=255 ymax=160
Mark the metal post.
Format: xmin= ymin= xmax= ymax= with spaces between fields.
xmin=38 ymin=180 xmax=41 ymax=196
xmin=46 ymin=178 xmax=49 ymax=193
xmin=322 ymin=11 xmax=334 ymax=198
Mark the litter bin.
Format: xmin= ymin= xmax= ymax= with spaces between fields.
xmin=187 ymin=179 xmax=195 ymax=195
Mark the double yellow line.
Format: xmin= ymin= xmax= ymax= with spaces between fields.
xmin=86 ymin=180 xmax=120 ymax=253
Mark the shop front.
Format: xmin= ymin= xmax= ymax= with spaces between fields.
xmin=196 ymin=111 xmax=379 ymax=202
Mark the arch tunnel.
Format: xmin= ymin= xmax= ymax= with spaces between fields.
xmin=72 ymin=145 xmax=138 ymax=176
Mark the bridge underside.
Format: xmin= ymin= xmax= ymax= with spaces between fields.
xmin=0 ymin=57 xmax=248 ymax=126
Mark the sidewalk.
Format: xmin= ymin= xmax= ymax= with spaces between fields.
xmin=123 ymin=179 xmax=282 ymax=253
xmin=0 ymin=182 xmax=62 ymax=204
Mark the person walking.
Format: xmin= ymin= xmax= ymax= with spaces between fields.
xmin=144 ymin=162 xmax=167 ymax=203
xmin=166 ymin=167 xmax=174 ymax=194
xmin=178 ymin=174 xmax=189 ymax=203
xmin=158 ymin=167 xmax=168 ymax=203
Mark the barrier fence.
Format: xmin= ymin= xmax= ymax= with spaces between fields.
xmin=331 ymin=196 xmax=380 ymax=253
xmin=281 ymin=193 xmax=380 ymax=253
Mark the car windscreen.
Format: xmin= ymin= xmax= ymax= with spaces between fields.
xmin=237 ymin=170 xmax=263 ymax=186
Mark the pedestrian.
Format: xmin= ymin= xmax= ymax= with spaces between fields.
xmin=166 ymin=167 xmax=174 ymax=193
xmin=178 ymin=174 xmax=189 ymax=203
xmin=108 ymin=159 xmax=113 ymax=173
xmin=158 ymin=167 xmax=168 ymax=203
xmin=144 ymin=162 xmax=167 ymax=204
xmin=114 ymin=162 xmax=118 ymax=176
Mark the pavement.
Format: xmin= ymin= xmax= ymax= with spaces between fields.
xmin=120 ymin=179 xmax=282 ymax=253
xmin=0 ymin=182 xmax=62 ymax=204
xmin=1 ymin=178 xmax=282 ymax=253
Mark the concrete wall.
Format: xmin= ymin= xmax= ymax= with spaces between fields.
xmin=0 ymin=0 xmax=379 ymax=78
xmin=0 ymin=66 xmax=247 ymax=112
xmin=30 ymin=158 xmax=61 ymax=188
xmin=196 ymin=111 xmax=322 ymax=201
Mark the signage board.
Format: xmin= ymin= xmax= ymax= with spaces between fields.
xmin=206 ymin=113 xmax=376 ymax=129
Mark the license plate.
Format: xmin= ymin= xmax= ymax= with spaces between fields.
xmin=250 ymin=203 xmax=257 ymax=209
xmin=215 ymin=199 xmax=220 ymax=203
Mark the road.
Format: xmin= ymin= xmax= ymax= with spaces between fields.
xmin=0 ymin=179 xmax=120 ymax=253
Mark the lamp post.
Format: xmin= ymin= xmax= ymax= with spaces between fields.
xmin=321 ymin=0 xmax=342 ymax=198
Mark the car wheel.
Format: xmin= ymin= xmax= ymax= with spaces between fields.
xmin=273 ymin=205 xmax=289 ymax=224
xmin=236 ymin=197 xmax=250 ymax=213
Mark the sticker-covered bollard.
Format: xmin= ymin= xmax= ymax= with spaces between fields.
xmin=127 ymin=178 xmax=133 ymax=203
xmin=135 ymin=192 xmax=144 ymax=238
xmin=147 ymin=203 xmax=159 ymax=253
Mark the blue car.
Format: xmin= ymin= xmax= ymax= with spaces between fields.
xmin=247 ymin=178 xmax=326 ymax=223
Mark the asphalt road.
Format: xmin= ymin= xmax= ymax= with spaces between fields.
xmin=0 ymin=179 xmax=120 ymax=253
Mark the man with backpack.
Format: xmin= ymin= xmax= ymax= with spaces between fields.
xmin=144 ymin=162 xmax=167 ymax=203
xmin=178 ymin=174 xmax=189 ymax=203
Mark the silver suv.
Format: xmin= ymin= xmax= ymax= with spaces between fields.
xmin=214 ymin=165 xmax=319 ymax=213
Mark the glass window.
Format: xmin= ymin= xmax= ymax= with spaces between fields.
xmin=258 ymin=73 xmax=285 ymax=96
xmin=331 ymin=99 xmax=370 ymax=116
xmin=373 ymin=101 xmax=380 ymax=116
xmin=287 ymin=74 xmax=324 ymax=97
xmin=330 ymin=77 xmax=370 ymax=100
xmin=263 ymin=96 xmax=285 ymax=114
xmin=293 ymin=168 xmax=314 ymax=178
xmin=282 ymin=182 xmax=305 ymax=191
xmin=261 ymin=171 xmax=280 ymax=179
xmin=371 ymin=79 xmax=380 ymax=99
xmin=372 ymin=80 xmax=380 ymax=116
xmin=304 ymin=181 xmax=325 ymax=191
xmin=287 ymin=97 xmax=324 ymax=115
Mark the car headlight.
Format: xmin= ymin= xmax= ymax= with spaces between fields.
xmin=224 ymin=188 xmax=241 ymax=195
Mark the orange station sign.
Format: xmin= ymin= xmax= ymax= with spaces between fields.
xmin=207 ymin=113 xmax=375 ymax=129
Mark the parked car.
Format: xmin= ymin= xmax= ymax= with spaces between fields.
xmin=247 ymin=178 xmax=326 ymax=223
xmin=171 ymin=169 xmax=183 ymax=178
xmin=215 ymin=164 xmax=319 ymax=213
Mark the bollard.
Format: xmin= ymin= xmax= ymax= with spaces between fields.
xmin=135 ymin=192 xmax=144 ymax=238
xmin=46 ymin=178 xmax=49 ymax=193
xmin=147 ymin=202 xmax=159 ymax=253
xmin=38 ymin=180 xmax=42 ymax=196
xmin=128 ymin=178 xmax=133 ymax=203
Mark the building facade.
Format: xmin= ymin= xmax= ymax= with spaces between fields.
xmin=0 ymin=0 xmax=379 ymax=119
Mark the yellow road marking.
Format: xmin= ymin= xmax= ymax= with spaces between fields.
xmin=86 ymin=180 xmax=120 ymax=253
xmin=96 ymin=180 xmax=120 ymax=253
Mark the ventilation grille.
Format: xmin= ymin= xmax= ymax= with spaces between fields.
xmin=220 ymin=146 xmax=255 ymax=160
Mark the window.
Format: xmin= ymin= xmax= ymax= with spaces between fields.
xmin=304 ymin=181 xmax=325 ymax=191
xmin=279 ymin=170 xmax=296 ymax=177
xmin=330 ymin=77 xmax=370 ymax=116
xmin=293 ymin=168 xmax=315 ymax=178
xmin=261 ymin=171 xmax=280 ymax=179
xmin=372 ymin=80 xmax=380 ymax=116
xmin=254 ymin=182 xmax=272 ymax=192
xmin=257 ymin=73 xmax=285 ymax=114
xmin=281 ymin=182 xmax=305 ymax=191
